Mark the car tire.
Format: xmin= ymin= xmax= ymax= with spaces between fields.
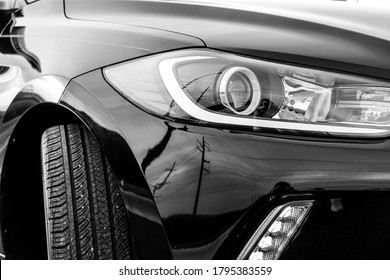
xmin=41 ymin=124 xmax=132 ymax=260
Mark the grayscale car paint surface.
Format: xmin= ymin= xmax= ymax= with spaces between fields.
xmin=0 ymin=0 xmax=390 ymax=259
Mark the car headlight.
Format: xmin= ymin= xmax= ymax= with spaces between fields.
xmin=104 ymin=49 xmax=390 ymax=138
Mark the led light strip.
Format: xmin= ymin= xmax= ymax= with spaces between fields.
xmin=159 ymin=56 xmax=389 ymax=137
xmin=238 ymin=200 xmax=314 ymax=260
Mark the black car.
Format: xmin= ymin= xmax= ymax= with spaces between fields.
xmin=1 ymin=0 xmax=390 ymax=260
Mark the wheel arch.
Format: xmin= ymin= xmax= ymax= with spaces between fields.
xmin=1 ymin=80 xmax=173 ymax=259
xmin=59 ymin=80 xmax=174 ymax=259
xmin=0 ymin=74 xmax=70 ymax=258
xmin=1 ymin=102 xmax=82 ymax=259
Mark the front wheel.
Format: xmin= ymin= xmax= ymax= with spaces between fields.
xmin=41 ymin=124 xmax=132 ymax=259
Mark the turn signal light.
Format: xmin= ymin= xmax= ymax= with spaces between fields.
xmin=239 ymin=200 xmax=314 ymax=260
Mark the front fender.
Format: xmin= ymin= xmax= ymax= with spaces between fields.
xmin=60 ymin=75 xmax=173 ymax=259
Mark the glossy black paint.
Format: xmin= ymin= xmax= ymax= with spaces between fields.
xmin=65 ymin=0 xmax=390 ymax=80
xmin=0 ymin=0 xmax=203 ymax=257
xmin=62 ymin=70 xmax=390 ymax=259
xmin=281 ymin=192 xmax=390 ymax=259
xmin=1 ymin=0 xmax=390 ymax=259
xmin=60 ymin=73 xmax=173 ymax=259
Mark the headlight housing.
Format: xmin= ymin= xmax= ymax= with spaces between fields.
xmin=104 ymin=49 xmax=390 ymax=138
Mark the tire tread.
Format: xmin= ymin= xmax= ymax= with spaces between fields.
xmin=41 ymin=124 xmax=131 ymax=260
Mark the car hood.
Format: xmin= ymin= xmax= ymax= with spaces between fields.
xmin=65 ymin=0 xmax=390 ymax=79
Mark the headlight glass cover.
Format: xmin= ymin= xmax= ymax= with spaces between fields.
xmin=104 ymin=49 xmax=390 ymax=137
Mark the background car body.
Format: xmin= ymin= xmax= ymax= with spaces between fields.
xmin=1 ymin=0 xmax=390 ymax=259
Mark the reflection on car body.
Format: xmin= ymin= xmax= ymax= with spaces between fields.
xmin=1 ymin=0 xmax=390 ymax=260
